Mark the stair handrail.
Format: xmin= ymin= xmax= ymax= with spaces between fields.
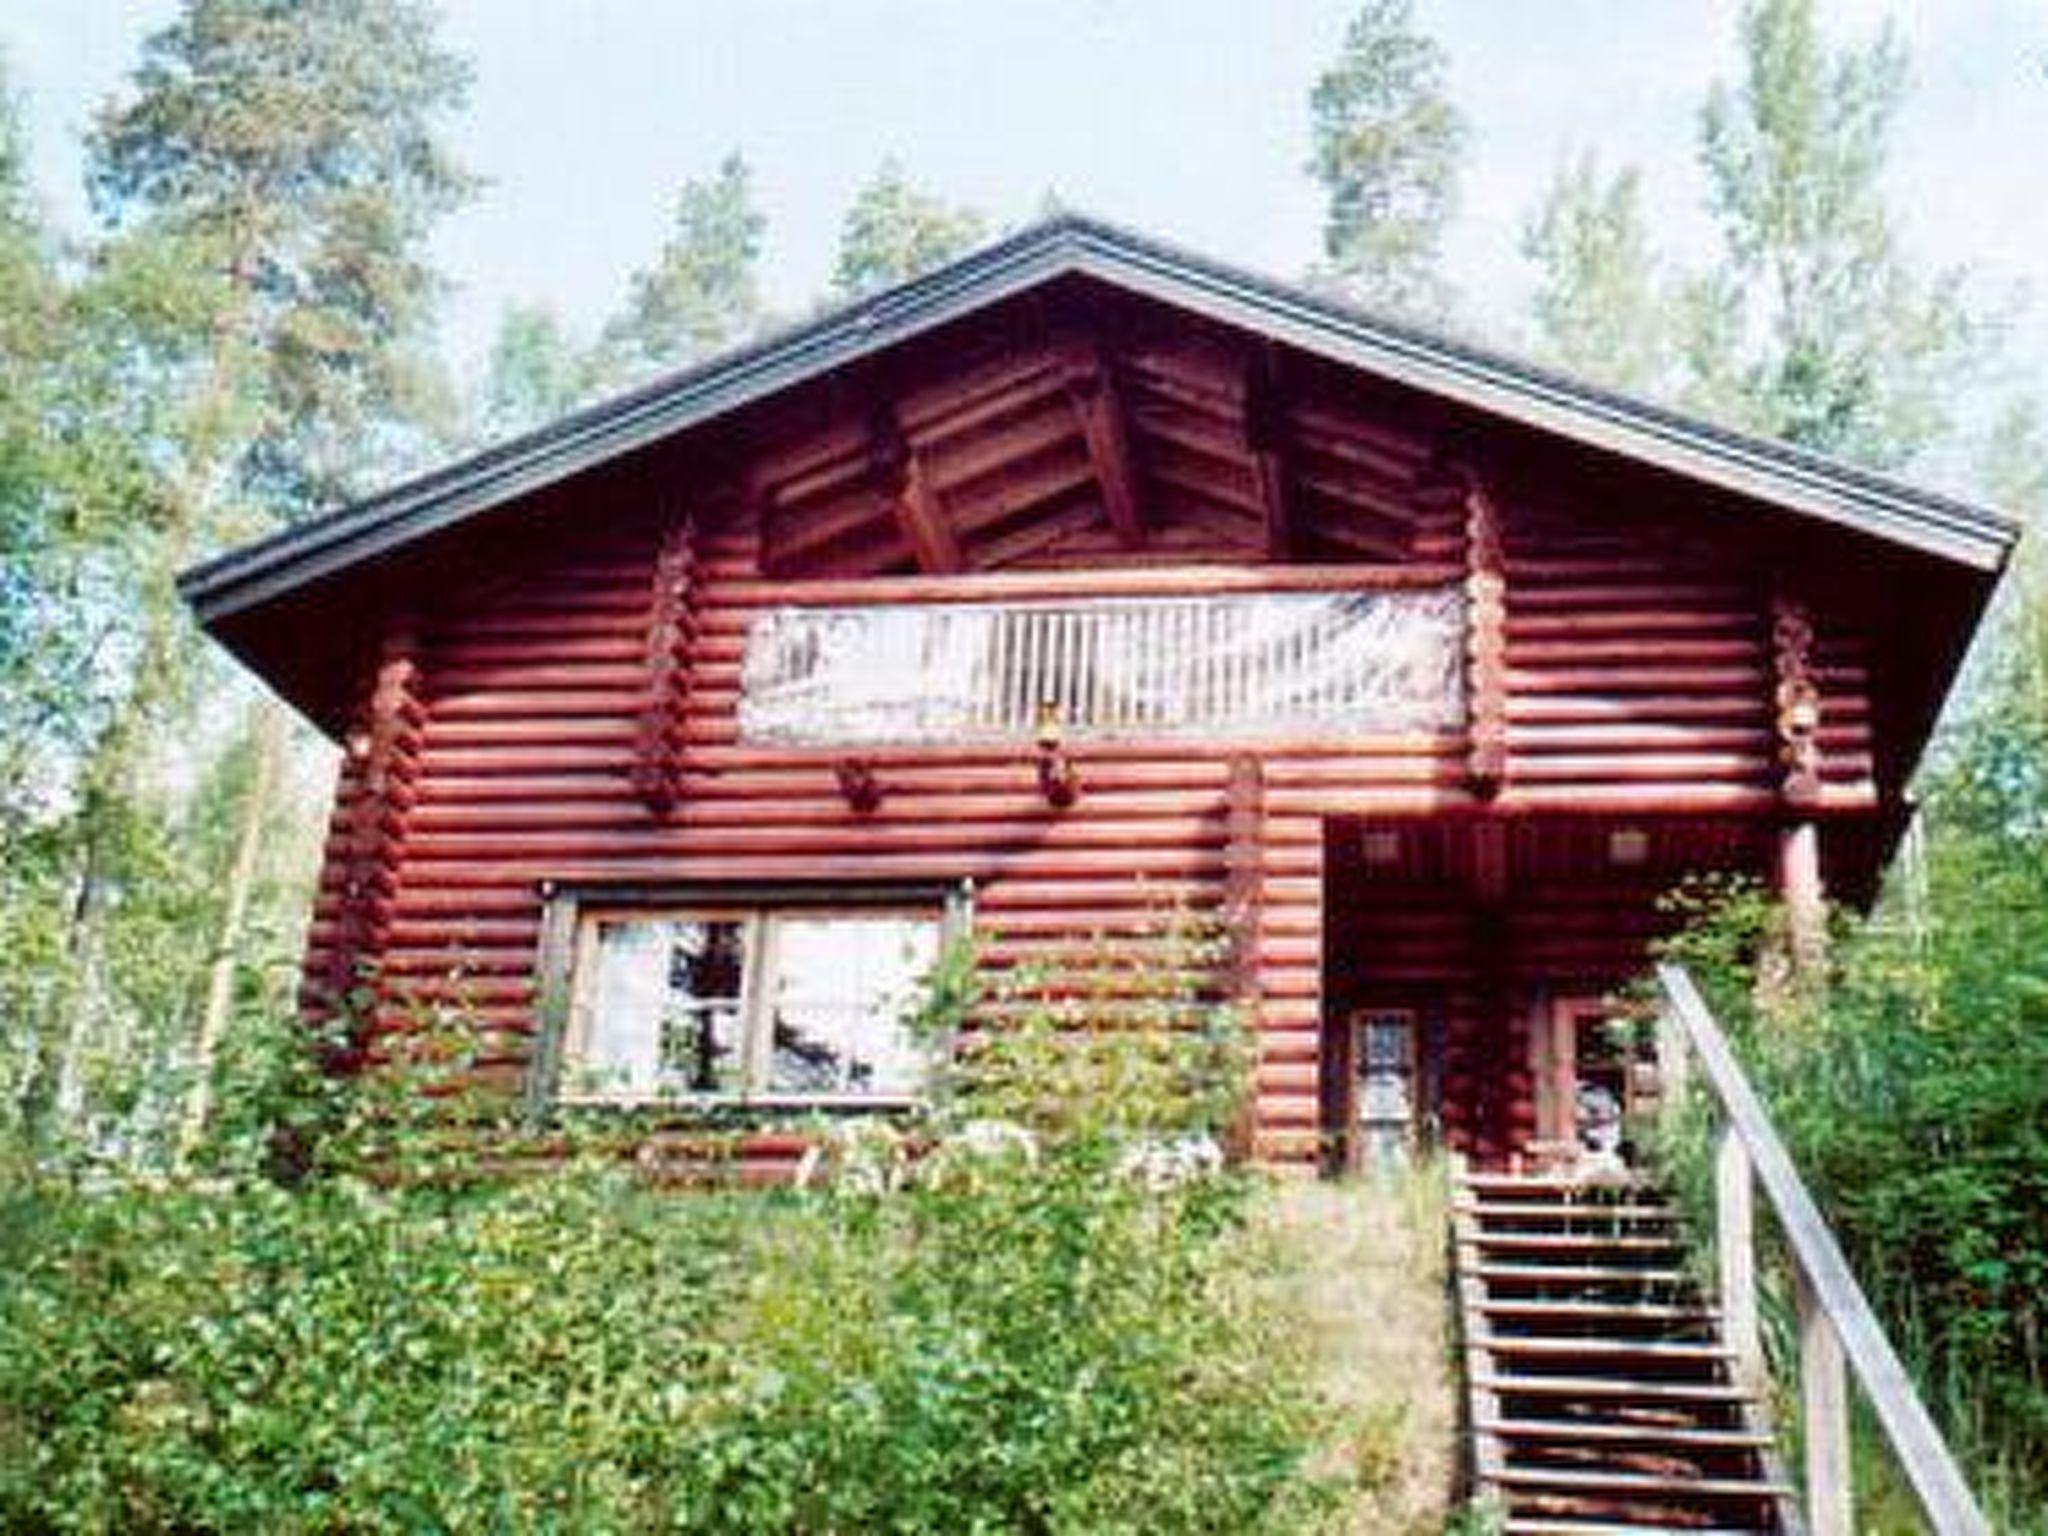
xmin=1652 ymin=962 xmax=1988 ymax=1536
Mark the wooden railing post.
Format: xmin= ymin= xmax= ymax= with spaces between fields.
xmin=1798 ymin=1263 xmax=1854 ymax=1536
xmin=1655 ymin=963 xmax=1990 ymax=1536
xmin=1654 ymin=1006 xmax=1692 ymax=1106
xmin=1715 ymin=1122 xmax=1762 ymax=1390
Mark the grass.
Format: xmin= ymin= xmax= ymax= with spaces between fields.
xmin=1256 ymin=1160 xmax=1457 ymax=1534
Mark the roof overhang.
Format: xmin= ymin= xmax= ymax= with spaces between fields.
xmin=180 ymin=214 xmax=2016 ymax=630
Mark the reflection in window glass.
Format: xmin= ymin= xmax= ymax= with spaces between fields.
xmin=765 ymin=917 xmax=938 ymax=1096
xmin=568 ymin=906 xmax=940 ymax=1103
xmin=585 ymin=918 xmax=745 ymax=1097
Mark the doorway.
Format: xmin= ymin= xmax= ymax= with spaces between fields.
xmin=1342 ymin=1006 xmax=1441 ymax=1173
xmin=1531 ymin=994 xmax=1652 ymax=1170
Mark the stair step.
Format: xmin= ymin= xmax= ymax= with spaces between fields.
xmin=1477 ymin=1335 xmax=1736 ymax=1361
xmin=1457 ymin=1169 xmax=1789 ymax=1532
xmin=1497 ymin=1466 xmax=1792 ymax=1499
xmin=1504 ymin=1521 xmax=1765 ymax=1535
xmin=1468 ymin=1233 xmax=1684 ymax=1252
xmin=1483 ymin=1418 xmax=1772 ymax=1449
xmin=1459 ymin=1201 xmax=1681 ymax=1222
xmin=1459 ymin=1172 xmax=1652 ymax=1193
xmin=1474 ymin=1263 xmax=1692 ymax=1284
xmin=1479 ymin=1299 xmax=1716 ymax=1322
xmin=1477 ymin=1374 xmax=1747 ymax=1402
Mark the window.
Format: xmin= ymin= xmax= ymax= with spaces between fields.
xmin=556 ymin=901 xmax=945 ymax=1107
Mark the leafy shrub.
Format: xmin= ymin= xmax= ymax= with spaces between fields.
xmin=1652 ymin=858 xmax=2048 ymax=1525
xmin=0 ymin=1145 xmax=1330 ymax=1533
xmin=0 ymin=912 xmax=1338 ymax=1533
xmin=918 ymin=908 xmax=1252 ymax=1144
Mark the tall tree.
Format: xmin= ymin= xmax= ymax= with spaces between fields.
xmin=38 ymin=0 xmax=475 ymax=1161
xmin=1306 ymin=0 xmax=1465 ymax=320
xmin=0 ymin=51 xmax=71 ymax=797
xmin=832 ymin=159 xmax=985 ymax=299
xmin=606 ymin=151 xmax=765 ymax=376
xmin=1520 ymin=155 xmax=1672 ymax=396
xmin=1691 ymin=0 xmax=1979 ymax=467
xmin=90 ymin=0 xmax=475 ymax=515
xmin=0 ymin=52 xmax=97 ymax=1137
xmin=480 ymin=302 xmax=605 ymax=441
xmin=1520 ymin=0 xmax=1986 ymax=477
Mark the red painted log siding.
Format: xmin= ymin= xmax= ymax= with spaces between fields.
xmin=303 ymin=484 xmax=1882 ymax=1169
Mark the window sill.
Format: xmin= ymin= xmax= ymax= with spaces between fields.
xmin=552 ymin=1092 xmax=928 ymax=1118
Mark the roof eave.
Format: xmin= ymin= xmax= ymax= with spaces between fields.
xmin=178 ymin=215 xmax=2018 ymax=628
xmin=178 ymin=227 xmax=1097 ymax=624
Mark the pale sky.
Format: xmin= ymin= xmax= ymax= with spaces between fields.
xmin=11 ymin=2 xmax=2048 ymax=407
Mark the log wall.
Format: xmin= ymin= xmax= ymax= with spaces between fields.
xmin=302 ymin=468 xmax=1884 ymax=1171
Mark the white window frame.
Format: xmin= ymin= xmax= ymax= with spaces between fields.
xmin=529 ymin=882 xmax=969 ymax=1115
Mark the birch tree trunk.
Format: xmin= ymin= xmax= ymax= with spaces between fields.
xmin=177 ymin=697 xmax=285 ymax=1166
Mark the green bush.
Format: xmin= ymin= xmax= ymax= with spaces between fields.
xmin=0 ymin=1145 xmax=1330 ymax=1533
xmin=0 ymin=913 xmax=1337 ymax=1534
xmin=1654 ymin=858 xmax=2048 ymax=1526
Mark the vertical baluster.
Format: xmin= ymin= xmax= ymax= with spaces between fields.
xmin=1656 ymin=1005 xmax=1693 ymax=1106
xmin=1018 ymin=608 xmax=1039 ymax=733
xmin=1179 ymin=601 xmax=1195 ymax=728
xmin=1057 ymin=610 xmax=1077 ymax=724
xmin=981 ymin=609 xmax=1003 ymax=733
xmin=1717 ymin=1124 xmax=1762 ymax=1391
xmin=1223 ymin=602 xmax=1241 ymax=723
xmin=1798 ymin=1264 xmax=1853 ymax=1536
xmin=1085 ymin=607 xmax=1102 ymax=728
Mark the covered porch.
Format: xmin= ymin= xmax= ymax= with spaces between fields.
xmin=1315 ymin=811 xmax=1841 ymax=1174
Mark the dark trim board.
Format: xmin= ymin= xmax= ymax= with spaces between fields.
xmin=179 ymin=214 xmax=2015 ymax=628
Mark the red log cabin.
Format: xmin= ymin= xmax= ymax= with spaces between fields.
xmin=180 ymin=217 xmax=2013 ymax=1177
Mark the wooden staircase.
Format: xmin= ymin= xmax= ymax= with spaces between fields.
xmin=1452 ymin=1168 xmax=1801 ymax=1534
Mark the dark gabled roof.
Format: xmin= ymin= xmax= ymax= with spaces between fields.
xmin=179 ymin=213 xmax=2015 ymax=626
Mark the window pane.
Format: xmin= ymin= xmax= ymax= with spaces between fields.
xmin=583 ymin=918 xmax=745 ymax=1097
xmin=763 ymin=916 xmax=938 ymax=1097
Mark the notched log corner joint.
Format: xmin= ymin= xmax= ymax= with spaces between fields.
xmin=835 ymin=757 xmax=883 ymax=815
xmin=633 ymin=516 xmax=698 ymax=817
xmin=1458 ymin=466 xmax=1509 ymax=800
xmin=315 ymin=625 xmax=424 ymax=1039
xmin=1771 ymin=593 xmax=1823 ymax=807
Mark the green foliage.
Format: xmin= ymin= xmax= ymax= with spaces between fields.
xmin=606 ymin=151 xmax=767 ymax=376
xmin=1 ymin=0 xmax=475 ymax=1179
xmin=1652 ymin=834 xmax=2048 ymax=1519
xmin=0 ymin=975 xmax=1334 ymax=1533
xmin=1520 ymin=0 xmax=1985 ymax=474
xmin=918 ymin=913 xmax=1252 ymax=1144
xmin=832 ymin=159 xmax=987 ymax=299
xmin=477 ymin=301 xmax=608 ymax=441
xmin=1690 ymin=0 xmax=1982 ymax=466
xmin=89 ymin=0 xmax=477 ymax=512
xmin=1521 ymin=154 xmax=1670 ymax=395
xmin=1306 ymin=0 xmax=1465 ymax=320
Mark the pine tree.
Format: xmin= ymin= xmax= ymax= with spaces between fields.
xmin=480 ymin=302 xmax=606 ymax=440
xmin=89 ymin=0 xmax=476 ymax=515
xmin=1306 ymin=0 xmax=1465 ymax=320
xmin=832 ymin=159 xmax=985 ymax=299
xmin=606 ymin=152 xmax=765 ymax=376
xmin=42 ymin=0 xmax=475 ymax=1162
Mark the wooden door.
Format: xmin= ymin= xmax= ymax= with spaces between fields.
xmin=1534 ymin=995 xmax=1645 ymax=1167
xmin=1350 ymin=1007 xmax=1419 ymax=1172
